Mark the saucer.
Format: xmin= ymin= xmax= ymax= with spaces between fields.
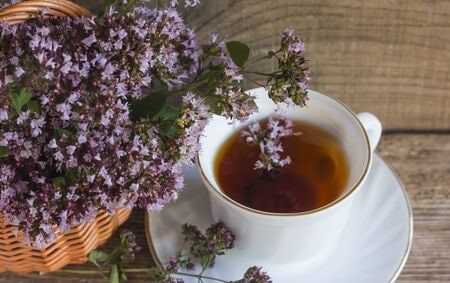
xmin=145 ymin=154 xmax=413 ymax=283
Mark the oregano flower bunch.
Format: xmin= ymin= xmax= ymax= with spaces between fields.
xmin=0 ymin=0 xmax=310 ymax=247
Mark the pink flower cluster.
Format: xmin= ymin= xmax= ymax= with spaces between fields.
xmin=151 ymin=221 xmax=271 ymax=283
xmin=0 ymin=4 xmax=204 ymax=247
xmin=268 ymin=27 xmax=311 ymax=106
xmin=241 ymin=116 xmax=296 ymax=172
xmin=202 ymin=33 xmax=257 ymax=121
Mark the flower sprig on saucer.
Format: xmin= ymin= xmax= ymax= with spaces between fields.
xmin=88 ymin=222 xmax=272 ymax=283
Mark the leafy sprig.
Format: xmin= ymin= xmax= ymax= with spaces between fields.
xmin=89 ymin=222 xmax=271 ymax=283
xmin=9 ymin=88 xmax=31 ymax=114
xmin=88 ymin=230 xmax=141 ymax=283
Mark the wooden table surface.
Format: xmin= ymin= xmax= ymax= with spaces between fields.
xmin=0 ymin=133 xmax=449 ymax=282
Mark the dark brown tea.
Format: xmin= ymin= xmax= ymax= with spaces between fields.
xmin=214 ymin=119 xmax=349 ymax=213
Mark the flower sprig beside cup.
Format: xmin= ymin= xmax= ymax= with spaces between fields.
xmin=88 ymin=222 xmax=272 ymax=283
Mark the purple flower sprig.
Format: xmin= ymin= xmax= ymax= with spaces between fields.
xmin=238 ymin=266 xmax=273 ymax=283
xmin=153 ymin=222 xmax=271 ymax=283
xmin=241 ymin=116 xmax=298 ymax=173
xmin=89 ymin=222 xmax=271 ymax=283
xmin=268 ymin=28 xmax=311 ymax=106
xmin=245 ymin=27 xmax=311 ymax=106
xmin=181 ymin=221 xmax=236 ymax=268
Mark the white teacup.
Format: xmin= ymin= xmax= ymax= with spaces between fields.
xmin=197 ymin=88 xmax=382 ymax=264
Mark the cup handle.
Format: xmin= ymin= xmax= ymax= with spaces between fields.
xmin=356 ymin=112 xmax=382 ymax=151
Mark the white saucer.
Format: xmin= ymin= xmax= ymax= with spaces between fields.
xmin=146 ymin=154 xmax=413 ymax=283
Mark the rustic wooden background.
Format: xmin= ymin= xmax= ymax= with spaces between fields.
xmin=181 ymin=0 xmax=450 ymax=131
xmin=0 ymin=0 xmax=449 ymax=282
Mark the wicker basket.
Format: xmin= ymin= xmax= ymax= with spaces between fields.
xmin=0 ymin=0 xmax=132 ymax=274
xmin=0 ymin=0 xmax=92 ymax=24
xmin=0 ymin=210 xmax=131 ymax=274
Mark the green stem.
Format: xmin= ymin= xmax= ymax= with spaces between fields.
xmin=59 ymin=268 xmax=234 ymax=282
xmin=271 ymin=53 xmax=282 ymax=60
xmin=191 ymin=60 xmax=206 ymax=83
xmin=198 ymin=252 xmax=221 ymax=283
xmin=244 ymin=75 xmax=266 ymax=87
xmin=121 ymin=268 xmax=151 ymax=273
xmin=245 ymin=70 xmax=274 ymax=77
xmin=250 ymin=47 xmax=282 ymax=64
xmin=173 ymin=271 xmax=231 ymax=283
xmin=170 ymin=77 xmax=210 ymax=96
xmin=250 ymin=55 xmax=270 ymax=64
xmin=92 ymin=261 xmax=110 ymax=281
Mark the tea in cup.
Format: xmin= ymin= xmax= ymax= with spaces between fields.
xmin=197 ymin=88 xmax=382 ymax=264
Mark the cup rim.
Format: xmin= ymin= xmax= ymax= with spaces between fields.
xmin=196 ymin=88 xmax=372 ymax=217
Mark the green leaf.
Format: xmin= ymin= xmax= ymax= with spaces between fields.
xmin=119 ymin=265 xmax=127 ymax=281
xmin=153 ymin=105 xmax=180 ymax=121
xmin=65 ymin=168 xmax=79 ymax=184
xmin=108 ymin=252 xmax=122 ymax=265
xmin=194 ymin=68 xmax=224 ymax=93
xmin=52 ymin=177 xmax=66 ymax=188
xmin=204 ymin=95 xmax=223 ymax=115
xmin=109 ymin=264 xmax=120 ymax=283
xmin=226 ymin=41 xmax=250 ymax=67
xmin=9 ymin=89 xmax=32 ymax=114
xmin=26 ymin=100 xmax=41 ymax=113
xmin=130 ymin=87 xmax=168 ymax=121
xmin=0 ymin=147 xmax=9 ymax=158
xmin=88 ymin=250 xmax=109 ymax=265
xmin=158 ymin=121 xmax=179 ymax=136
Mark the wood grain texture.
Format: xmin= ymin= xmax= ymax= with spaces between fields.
xmin=0 ymin=134 xmax=449 ymax=282
xmin=378 ymin=134 xmax=450 ymax=283
xmin=2 ymin=0 xmax=450 ymax=130
xmin=182 ymin=0 xmax=450 ymax=130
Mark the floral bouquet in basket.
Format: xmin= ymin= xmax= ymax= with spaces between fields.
xmin=0 ymin=0 xmax=310 ymax=248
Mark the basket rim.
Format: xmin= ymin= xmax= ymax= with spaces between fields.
xmin=0 ymin=0 xmax=92 ymax=23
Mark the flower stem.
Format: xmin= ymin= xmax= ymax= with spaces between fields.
xmin=170 ymin=77 xmax=210 ymax=96
xmin=173 ymin=271 xmax=231 ymax=283
xmin=58 ymin=268 xmax=234 ymax=282
xmin=244 ymin=75 xmax=266 ymax=87
xmin=249 ymin=48 xmax=282 ymax=64
xmin=250 ymin=55 xmax=270 ymax=64
xmin=121 ymin=268 xmax=151 ymax=272
xmin=245 ymin=70 xmax=273 ymax=76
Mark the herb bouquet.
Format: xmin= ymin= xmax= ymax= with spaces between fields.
xmin=0 ymin=0 xmax=310 ymax=274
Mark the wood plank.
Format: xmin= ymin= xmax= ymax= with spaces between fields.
xmin=0 ymin=133 xmax=449 ymax=282
xmin=181 ymin=0 xmax=450 ymax=130
xmin=378 ymin=134 xmax=450 ymax=283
